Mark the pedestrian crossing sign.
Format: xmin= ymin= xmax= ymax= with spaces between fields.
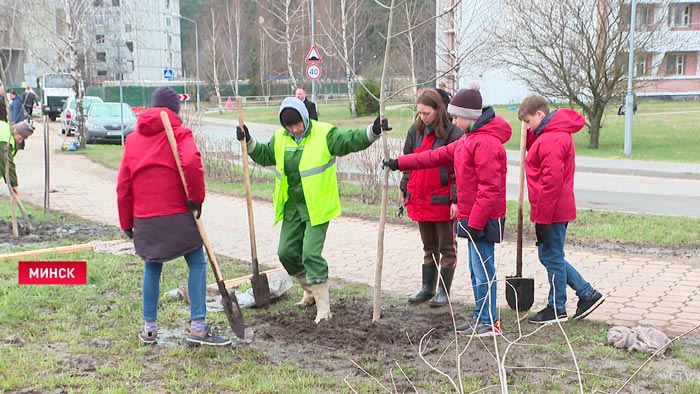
xmin=163 ymin=69 xmax=174 ymax=79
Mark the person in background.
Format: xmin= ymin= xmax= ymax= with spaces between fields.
xmin=295 ymin=87 xmax=318 ymax=121
xmin=117 ymin=87 xmax=231 ymax=346
xmin=438 ymin=82 xmax=453 ymax=100
xmin=518 ymin=94 xmax=605 ymax=324
xmin=401 ymin=89 xmax=463 ymax=307
xmin=22 ymin=86 xmax=38 ymax=121
xmin=384 ymin=83 xmax=512 ymax=337
xmin=0 ymin=121 xmax=33 ymax=195
xmin=236 ymin=97 xmax=388 ymax=324
xmin=8 ymin=90 xmax=25 ymax=125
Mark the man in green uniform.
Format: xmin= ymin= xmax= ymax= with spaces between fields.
xmin=236 ymin=97 xmax=389 ymax=323
xmin=1 ymin=121 xmax=33 ymax=195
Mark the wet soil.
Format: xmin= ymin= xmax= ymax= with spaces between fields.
xmin=0 ymin=217 xmax=122 ymax=248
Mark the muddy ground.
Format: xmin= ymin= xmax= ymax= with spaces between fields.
xmin=4 ymin=217 xmax=700 ymax=392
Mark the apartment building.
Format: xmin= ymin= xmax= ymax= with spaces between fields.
xmin=0 ymin=0 xmax=183 ymax=87
xmin=632 ymin=1 xmax=700 ymax=97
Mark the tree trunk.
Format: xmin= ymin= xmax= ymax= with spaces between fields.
xmin=587 ymin=106 xmax=605 ymax=149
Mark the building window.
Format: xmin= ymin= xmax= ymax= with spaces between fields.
xmin=95 ymin=13 xmax=105 ymax=25
xmin=165 ymin=16 xmax=172 ymax=27
xmin=96 ymin=51 xmax=107 ymax=61
xmin=168 ymin=34 xmax=172 ymax=45
xmin=666 ymin=54 xmax=685 ymax=75
xmin=671 ymin=5 xmax=690 ymax=27
xmin=111 ymin=0 xmax=119 ymax=5
xmin=125 ymin=23 xmax=132 ymax=32
xmin=635 ymin=6 xmax=649 ymax=31
xmin=126 ymin=41 xmax=134 ymax=52
xmin=166 ymin=0 xmax=171 ymax=9
xmin=634 ymin=56 xmax=646 ymax=77
xmin=96 ymin=34 xmax=105 ymax=44
xmin=97 ymin=70 xmax=107 ymax=76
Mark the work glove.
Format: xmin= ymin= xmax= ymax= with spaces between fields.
xmin=535 ymin=223 xmax=551 ymax=246
xmin=465 ymin=226 xmax=484 ymax=241
xmin=236 ymin=125 xmax=250 ymax=142
xmin=187 ymin=200 xmax=202 ymax=219
xmin=372 ymin=116 xmax=391 ymax=135
xmin=123 ymin=230 xmax=133 ymax=239
xmin=382 ymin=158 xmax=399 ymax=171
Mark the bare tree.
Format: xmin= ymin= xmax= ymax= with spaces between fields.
xmin=493 ymin=0 xmax=669 ymax=149
xmin=202 ymin=1 xmax=225 ymax=113
xmin=258 ymin=0 xmax=307 ymax=91
xmin=221 ymin=0 xmax=242 ymax=97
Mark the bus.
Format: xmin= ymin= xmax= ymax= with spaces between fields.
xmin=39 ymin=73 xmax=75 ymax=121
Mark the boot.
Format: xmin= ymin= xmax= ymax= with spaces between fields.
xmin=309 ymin=282 xmax=332 ymax=324
xmin=295 ymin=275 xmax=315 ymax=308
xmin=429 ymin=267 xmax=455 ymax=307
xmin=408 ymin=264 xmax=438 ymax=304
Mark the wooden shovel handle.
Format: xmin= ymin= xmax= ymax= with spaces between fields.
xmin=516 ymin=121 xmax=527 ymax=276
xmin=237 ymin=97 xmax=259 ymax=272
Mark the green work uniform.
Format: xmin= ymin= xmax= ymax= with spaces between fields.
xmin=247 ymin=104 xmax=378 ymax=284
xmin=0 ymin=121 xmax=18 ymax=187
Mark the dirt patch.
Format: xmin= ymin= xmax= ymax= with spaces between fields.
xmin=0 ymin=218 xmax=122 ymax=248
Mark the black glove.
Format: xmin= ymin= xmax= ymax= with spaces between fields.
xmin=372 ymin=116 xmax=391 ymax=135
xmin=465 ymin=226 xmax=484 ymax=240
xmin=187 ymin=200 xmax=202 ymax=219
xmin=535 ymin=223 xmax=551 ymax=246
xmin=123 ymin=230 xmax=133 ymax=239
xmin=382 ymin=158 xmax=399 ymax=171
xmin=236 ymin=125 xmax=250 ymax=142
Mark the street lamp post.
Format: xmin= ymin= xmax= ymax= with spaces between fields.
xmin=174 ymin=13 xmax=200 ymax=112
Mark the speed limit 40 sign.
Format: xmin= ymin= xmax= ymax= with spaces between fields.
xmin=306 ymin=63 xmax=322 ymax=80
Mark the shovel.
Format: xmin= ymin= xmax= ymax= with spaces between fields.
xmin=505 ymin=121 xmax=535 ymax=312
xmin=236 ymin=97 xmax=271 ymax=307
xmin=160 ymin=111 xmax=246 ymax=338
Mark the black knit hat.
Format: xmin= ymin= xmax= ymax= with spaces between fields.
xmin=447 ymin=82 xmax=482 ymax=119
xmin=280 ymin=108 xmax=302 ymax=126
xmin=151 ymin=87 xmax=180 ymax=114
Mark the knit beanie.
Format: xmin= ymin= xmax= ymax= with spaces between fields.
xmin=447 ymin=82 xmax=482 ymax=119
xmin=280 ymin=108 xmax=303 ymax=126
xmin=151 ymin=87 xmax=181 ymax=114
xmin=13 ymin=122 xmax=34 ymax=139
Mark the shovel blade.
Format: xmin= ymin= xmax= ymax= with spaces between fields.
xmin=505 ymin=276 xmax=535 ymax=312
xmin=217 ymin=280 xmax=246 ymax=338
xmin=251 ymin=273 xmax=271 ymax=308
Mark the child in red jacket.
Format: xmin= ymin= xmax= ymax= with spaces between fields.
xmin=518 ymin=95 xmax=605 ymax=324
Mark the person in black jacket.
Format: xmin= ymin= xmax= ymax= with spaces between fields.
xmin=295 ymin=87 xmax=318 ymax=120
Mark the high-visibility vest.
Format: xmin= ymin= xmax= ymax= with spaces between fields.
xmin=0 ymin=121 xmax=17 ymax=156
xmin=272 ymin=121 xmax=340 ymax=226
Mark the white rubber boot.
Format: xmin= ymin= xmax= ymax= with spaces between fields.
xmin=295 ymin=275 xmax=315 ymax=308
xmin=309 ymin=282 xmax=333 ymax=324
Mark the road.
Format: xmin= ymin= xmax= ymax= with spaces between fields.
xmin=200 ymin=118 xmax=700 ymax=218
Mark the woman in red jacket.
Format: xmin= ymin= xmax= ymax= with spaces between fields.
xmin=401 ymin=89 xmax=463 ymax=307
xmin=117 ymin=87 xmax=229 ymax=346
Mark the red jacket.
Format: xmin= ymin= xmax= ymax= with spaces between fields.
xmin=402 ymin=123 xmax=462 ymax=222
xmin=398 ymin=108 xmax=512 ymax=230
xmin=117 ymin=107 xmax=205 ymax=231
xmin=525 ymin=108 xmax=584 ymax=224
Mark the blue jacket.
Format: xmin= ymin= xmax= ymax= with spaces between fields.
xmin=9 ymin=95 xmax=25 ymax=124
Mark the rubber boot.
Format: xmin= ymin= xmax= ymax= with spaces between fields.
xmin=429 ymin=267 xmax=455 ymax=307
xmin=295 ymin=275 xmax=315 ymax=308
xmin=309 ymin=282 xmax=332 ymax=324
xmin=408 ymin=264 xmax=438 ymax=304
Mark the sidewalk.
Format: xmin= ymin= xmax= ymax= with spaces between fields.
xmin=14 ymin=121 xmax=700 ymax=336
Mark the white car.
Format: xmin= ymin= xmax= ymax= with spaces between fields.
xmin=61 ymin=96 xmax=103 ymax=136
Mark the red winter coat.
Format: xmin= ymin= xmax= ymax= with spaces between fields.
xmin=402 ymin=123 xmax=463 ymax=222
xmin=117 ymin=107 xmax=205 ymax=231
xmin=525 ymin=108 xmax=584 ymax=224
xmin=398 ymin=107 xmax=512 ymax=230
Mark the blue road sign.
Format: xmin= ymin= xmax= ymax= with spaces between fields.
xmin=163 ymin=69 xmax=174 ymax=79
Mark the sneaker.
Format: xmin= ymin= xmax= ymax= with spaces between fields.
xmin=459 ymin=320 xmax=502 ymax=337
xmin=528 ymin=305 xmax=568 ymax=324
xmin=138 ymin=329 xmax=157 ymax=345
xmin=455 ymin=317 xmax=478 ymax=332
xmin=572 ymin=291 xmax=605 ymax=320
xmin=186 ymin=325 xmax=232 ymax=346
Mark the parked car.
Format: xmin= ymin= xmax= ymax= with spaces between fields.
xmin=61 ymin=96 xmax=103 ymax=136
xmin=84 ymin=102 xmax=137 ymax=144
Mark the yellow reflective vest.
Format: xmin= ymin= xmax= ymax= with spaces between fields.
xmin=272 ymin=122 xmax=341 ymax=226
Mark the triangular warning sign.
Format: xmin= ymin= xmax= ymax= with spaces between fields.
xmin=305 ymin=45 xmax=323 ymax=63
